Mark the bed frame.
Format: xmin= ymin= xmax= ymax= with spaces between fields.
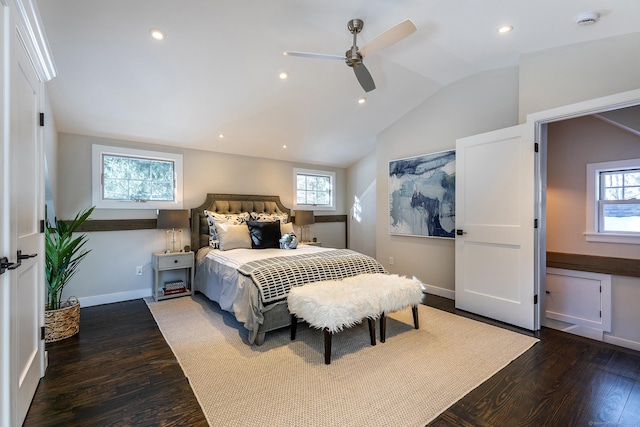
xmin=190 ymin=193 xmax=293 ymax=345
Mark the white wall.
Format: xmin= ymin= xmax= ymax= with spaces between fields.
xmin=374 ymin=67 xmax=520 ymax=298
xmin=519 ymin=32 xmax=640 ymax=122
xmin=57 ymin=133 xmax=346 ymax=306
xmin=346 ymin=150 xmax=377 ymax=258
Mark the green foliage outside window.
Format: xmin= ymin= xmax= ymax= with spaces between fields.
xmin=103 ymin=155 xmax=175 ymax=201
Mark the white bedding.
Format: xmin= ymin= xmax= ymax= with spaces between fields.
xmin=194 ymin=244 xmax=331 ymax=343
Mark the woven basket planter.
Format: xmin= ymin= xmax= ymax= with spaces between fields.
xmin=44 ymin=298 xmax=80 ymax=343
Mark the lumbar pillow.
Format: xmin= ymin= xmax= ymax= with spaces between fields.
xmin=246 ymin=220 xmax=281 ymax=249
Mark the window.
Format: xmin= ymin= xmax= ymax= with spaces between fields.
xmin=92 ymin=144 xmax=183 ymax=209
xmin=293 ymin=168 xmax=335 ymax=211
xmin=586 ymin=159 xmax=640 ymax=244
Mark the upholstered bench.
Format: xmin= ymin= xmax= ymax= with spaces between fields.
xmin=342 ymin=273 xmax=423 ymax=342
xmin=288 ymin=280 xmax=379 ymax=364
xmin=287 ymin=274 xmax=423 ymax=364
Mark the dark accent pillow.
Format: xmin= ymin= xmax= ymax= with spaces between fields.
xmin=247 ymin=220 xmax=281 ymax=249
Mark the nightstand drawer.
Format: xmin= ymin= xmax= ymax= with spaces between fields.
xmin=158 ymin=254 xmax=192 ymax=269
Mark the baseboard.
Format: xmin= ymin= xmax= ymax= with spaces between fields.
xmin=79 ymin=288 xmax=152 ymax=307
xmin=604 ymin=335 xmax=640 ymax=352
xmin=423 ymin=284 xmax=455 ymax=300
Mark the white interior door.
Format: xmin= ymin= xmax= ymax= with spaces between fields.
xmin=455 ymin=124 xmax=536 ymax=330
xmin=11 ymin=29 xmax=45 ymax=425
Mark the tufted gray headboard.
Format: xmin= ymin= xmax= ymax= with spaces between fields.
xmin=190 ymin=193 xmax=291 ymax=250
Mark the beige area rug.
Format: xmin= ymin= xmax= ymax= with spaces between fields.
xmin=146 ymin=294 xmax=538 ymax=427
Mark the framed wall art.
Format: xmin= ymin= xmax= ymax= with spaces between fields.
xmin=389 ymin=149 xmax=455 ymax=238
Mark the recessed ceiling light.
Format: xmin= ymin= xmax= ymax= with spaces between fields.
xmin=358 ymin=97 xmax=367 ymax=104
xmin=498 ymin=25 xmax=513 ymax=34
xmin=150 ymin=29 xmax=165 ymax=41
xmin=282 ymin=144 xmax=287 ymax=149
xmin=279 ymin=71 xmax=289 ymax=80
xmin=218 ymin=134 xmax=225 ymax=139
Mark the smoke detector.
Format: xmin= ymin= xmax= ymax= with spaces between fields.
xmin=575 ymin=11 xmax=600 ymax=26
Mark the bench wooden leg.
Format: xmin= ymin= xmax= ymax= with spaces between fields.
xmin=290 ymin=314 xmax=297 ymax=340
xmin=324 ymin=328 xmax=332 ymax=365
xmin=367 ymin=318 xmax=376 ymax=346
xmin=412 ymin=305 xmax=419 ymax=329
xmin=380 ymin=313 xmax=387 ymax=343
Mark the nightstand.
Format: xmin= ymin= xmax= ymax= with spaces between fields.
xmin=152 ymin=251 xmax=195 ymax=301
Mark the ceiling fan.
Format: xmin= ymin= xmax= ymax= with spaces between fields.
xmin=284 ymin=18 xmax=417 ymax=93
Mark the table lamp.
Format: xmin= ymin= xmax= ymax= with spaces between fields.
xmin=157 ymin=209 xmax=190 ymax=253
xmin=294 ymin=210 xmax=315 ymax=243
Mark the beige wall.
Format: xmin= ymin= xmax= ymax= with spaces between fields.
xmin=57 ymin=132 xmax=346 ymax=305
xmin=546 ymin=115 xmax=640 ymax=346
xmin=546 ymin=115 xmax=640 ymax=257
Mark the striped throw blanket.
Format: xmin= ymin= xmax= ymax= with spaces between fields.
xmin=237 ymin=249 xmax=387 ymax=304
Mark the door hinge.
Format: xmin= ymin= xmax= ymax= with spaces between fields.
xmin=39 ymin=112 xmax=44 ymax=127
xmin=40 ymin=219 xmax=45 ymax=233
xmin=600 ymin=286 xmax=602 ymax=293
xmin=534 ymin=219 xmax=538 ymax=229
xmin=534 ymin=295 xmax=538 ymax=304
xmin=600 ymin=311 xmax=602 ymax=318
xmin=41 ymin=326 xmax=45 ymax=340
xmin=534 ymin=142 xmax=539 ymax=152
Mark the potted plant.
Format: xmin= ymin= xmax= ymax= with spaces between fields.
xmin=44 ymin=206 xmax=94 ymax=342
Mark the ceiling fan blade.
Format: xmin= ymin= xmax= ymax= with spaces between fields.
xmin=359 ymin=19 xmax=417 ymax=58
xmin=353 ymin=64 xmax=376 ymax=92
xmin=283 ymin=51 xmax=345 ymax=61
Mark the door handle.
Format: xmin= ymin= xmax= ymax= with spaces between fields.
xmin=17 ymin=250 xmax=38 ymax=260
xmin=0 ymin=256 xmax=20 ymax=275
xmin=0 ymin=251 xmax=38 ymax=274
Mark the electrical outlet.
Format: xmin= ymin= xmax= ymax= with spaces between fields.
xmin=136 ymin=266 xmax=143 ymax=276
xmin=389 ymin=257 xmax=394 ymax=265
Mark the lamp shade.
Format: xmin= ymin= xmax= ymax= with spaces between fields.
xmin=157 ymin=209 xmax=190 ymax=229
xmin=294 ymin=210 xmax=315 ymax=226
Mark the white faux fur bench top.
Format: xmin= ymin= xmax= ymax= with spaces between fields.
xmin=287 ymin=273 xmax=423 ymax=333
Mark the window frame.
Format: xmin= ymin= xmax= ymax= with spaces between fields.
xmin=92 ymin=144 xmax=184 ymax=210
xmin=292 ymin=167 xmax=336 ymax=211
xmin=585 ymin=158 xmax=640 ymax=244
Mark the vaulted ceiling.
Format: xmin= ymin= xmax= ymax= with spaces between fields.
xmin=36 ymin=0 xmax=640 ymax=167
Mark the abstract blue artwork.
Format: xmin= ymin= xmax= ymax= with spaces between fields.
xmin=389 ymin=150 xmax=455 ymax=238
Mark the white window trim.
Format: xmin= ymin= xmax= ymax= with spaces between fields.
xmin=585 ymin=158 xmax=640 ymax=244
xmin=292 ymin=167 xmax=336 ymax=211
xmin=92 ymin=144 xmax=183 ymax=209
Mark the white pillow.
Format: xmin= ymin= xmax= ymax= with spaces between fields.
xmin=204 ymin=210 xmax=249 ymax=248
xmin=280 ymin=221 xmax=294 ymax=237
xmin=214 ymin=222 xmax=252 ymax=251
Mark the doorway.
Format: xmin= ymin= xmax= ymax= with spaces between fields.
xmin=532 ymin=89 xmax=640 ymax=338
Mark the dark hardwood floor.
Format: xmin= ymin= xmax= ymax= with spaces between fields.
xmin=24 ymin=295 xmax=640 ymax=426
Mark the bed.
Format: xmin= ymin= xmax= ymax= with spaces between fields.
xmin=190 ymin=193 xmax=387 ymax=345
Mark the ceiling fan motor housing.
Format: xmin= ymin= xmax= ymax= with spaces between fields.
xmin=345 ymin=47 xmax=363 ymax=67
